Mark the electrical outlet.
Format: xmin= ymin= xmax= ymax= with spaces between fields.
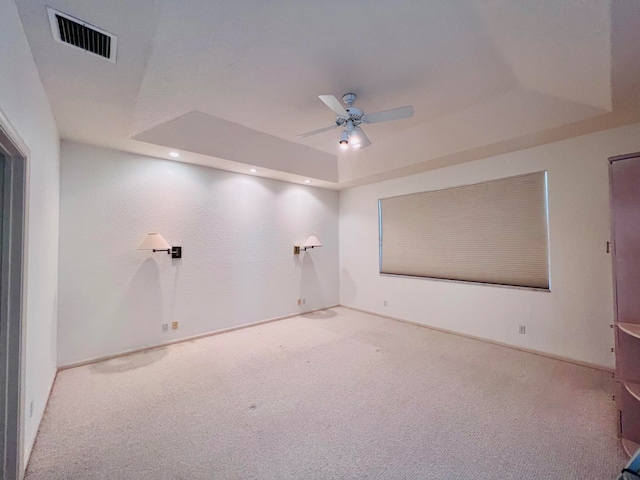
xmin=162 ymin=323 xmax=169 ymax=332
xmin=302 ymin=298 xmax=306 ymax=304
xmin=384 ymin=300 xmax=387 ymax=307
xmin=29 ymin=401 xmax=34 ymax=418
xmin=172 ymin=321 xmax=179 ymax=330
xmin=297 ymin=299 xmax=301 ymax=305
xmin=519 ymin=325 xmax=526 ymax=334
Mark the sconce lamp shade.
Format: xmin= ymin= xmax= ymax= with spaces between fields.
xmin=304 ymin=236 xmax=322 ymax=248
xmin=294 ymin=235 xmax=322 ymax=254
xmin=138 ymin=233 xmax=171 ymax=250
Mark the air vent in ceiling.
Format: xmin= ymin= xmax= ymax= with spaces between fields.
xmin=46 ymin=7 xmax=117 ymax=63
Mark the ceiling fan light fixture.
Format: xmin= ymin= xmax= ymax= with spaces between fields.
xmin=349 ymin=129 xmax=362 ymax=149
xmin=339 ymin=130 xmax=349 ymax=149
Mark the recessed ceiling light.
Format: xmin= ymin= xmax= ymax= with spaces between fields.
xmin=250 ymin=168 xmax=258 ymax=173
xmin=169 ymin=151 xmax=180 ymax=158
xmin=304 ymin=179 xmax=312 ymax=184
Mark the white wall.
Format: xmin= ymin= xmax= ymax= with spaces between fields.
xmin=0 ymin=0 xmax=60 ymax=467
xmin=340 ymin=122 xmax=640 ymax=369
xmin=58 ymin=141 xmax=339 ymax=366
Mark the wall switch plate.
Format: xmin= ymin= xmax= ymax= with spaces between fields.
xmin=172 ymin=321 xmax=178 ymax=330
xmin=30 ymin=401 xmax=34 ymax=418
xmin=162 ymin=323 xmax=169 ymax=332
xmin=519 ymin=325 xmax=526 ymax=334
xmin=302 ymin=298 xmax=306 ymax=304
xmin=384 ymin=300 xmax=387 ymax=307
xmin=297 ymin=299 xmax=301 ymax=305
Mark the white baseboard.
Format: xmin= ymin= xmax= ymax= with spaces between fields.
xmin=58 ymin=305 xmax=340 ymax=370
xmin=59 ymin=302 xmax=610 ymax=373
xmin=340 ymin=305 xmax=613 ymax=373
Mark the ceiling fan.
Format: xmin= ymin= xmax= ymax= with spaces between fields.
xmin=296 ymin=93 xmax=414 ymax=150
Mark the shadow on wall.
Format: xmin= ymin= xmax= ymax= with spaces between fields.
xmin=90 ymin=346 xmax=168 ymax=374
xmin=340 ymin=269 xmax=357 ymax=305
xmin=301 ymin=309 xmax=337 ymax=319
xmin=300 ymin=253 xmax=323 ymax=310
xmin=168 ymin=257 xmax=182 ymax=326
xmin=108 ymin=258 xmax=164 ymax=354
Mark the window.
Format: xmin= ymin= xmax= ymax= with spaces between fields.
xmin=378 ymin=171 xmax=549 ymax=289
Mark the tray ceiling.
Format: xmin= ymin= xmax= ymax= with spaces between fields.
xmin=15 ymin=0 xmax=640 ymax=188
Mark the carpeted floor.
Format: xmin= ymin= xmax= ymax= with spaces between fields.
xmin=26 ymin=307 xmax=626 ymax=479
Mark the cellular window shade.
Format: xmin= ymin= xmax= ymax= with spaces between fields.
xmin=379 ymin=171 xmax=549 ymax=289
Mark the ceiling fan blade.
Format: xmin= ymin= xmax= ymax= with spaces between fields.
xmin=352 ymin=126 xmax=372 ymax=149
xmin=319 ymin=95 xmax=348 ymax=116
xmin=363 ymin=105 xmax=414 ymax=124
xmin=296 ymin=124 xmax=339 ymax=139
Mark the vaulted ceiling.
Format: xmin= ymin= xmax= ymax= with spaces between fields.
xmin=15 ymin=0 xmax=640 ymax=189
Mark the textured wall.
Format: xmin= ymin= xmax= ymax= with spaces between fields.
xmin=340 ymin=122 xmax=640 ymax=369
xmin=0 ymin=0 xmax=60 ymax=467
xmin=58 ymin=141 xmax=339 ymax=366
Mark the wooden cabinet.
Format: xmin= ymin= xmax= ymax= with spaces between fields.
xmin=610 ymin=153 xmax=640 ymax=456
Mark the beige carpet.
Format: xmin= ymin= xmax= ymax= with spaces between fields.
xmin=26 ymin=307 xmax=626 ymax=479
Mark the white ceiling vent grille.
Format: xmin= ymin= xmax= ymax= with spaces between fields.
xmin=46 ymin=7 xmax=117 ymax=63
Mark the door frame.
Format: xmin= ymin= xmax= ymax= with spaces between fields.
xmin=0 ymin=109 xmax=29 ymax=480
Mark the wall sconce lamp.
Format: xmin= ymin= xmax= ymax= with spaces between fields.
xmin=294 ymin=235 xmax=322 ymax=255
xmin=138 ymin=233 xmax=182 ymax=259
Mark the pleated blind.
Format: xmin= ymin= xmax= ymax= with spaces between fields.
xmin=379 ymin=171 xmax=549 ymax=289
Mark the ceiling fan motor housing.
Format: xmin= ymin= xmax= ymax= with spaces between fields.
xmin=345 ymin=107 xmax=363 ymax=122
